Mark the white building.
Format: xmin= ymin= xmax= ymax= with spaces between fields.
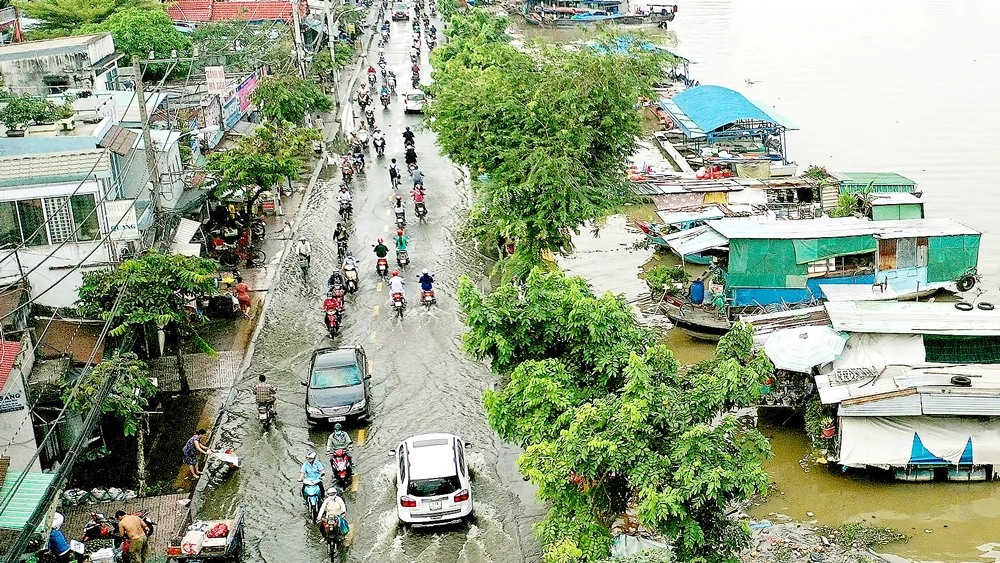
xmin=0 ymin=34 xmax=121 ymax=95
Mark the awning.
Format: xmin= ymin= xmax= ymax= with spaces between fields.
xmin=839 ymin=416 xmax=1000 ymax=468
xmin=0 ymin=471 xmax=56 ymax=531
xmin=662 ymin=225 xmax=728 ymax=257
xmin=655 ymin=206 xmax=725 ymax=227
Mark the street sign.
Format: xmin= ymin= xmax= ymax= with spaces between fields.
xmin=206 ymin=66 xmax=227 ymax=95
xmin=106 ymin=200 xmax=140 ymax=241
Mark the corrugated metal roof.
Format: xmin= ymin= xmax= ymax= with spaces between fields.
xmin=0 ymin=471 xmax=56 ymax=530
xmin=825 ymin=301 xmax=1000 ymax=335
xmin=819 ymin=284 xmax=898 ymax=302
xmin=836 ymin=172 xmax=916 ymax=187
xmin=869 ymin=193 xmax=923 ymax=206
xmin=662 ymin=224 xmax=729 ymax=256
xmin=817 ymin=364 xmax=1000 ymax=409
xmin=839 ymin=394 xmax=922 ymax=417
xmin=629 ymin=179 xmax=743 ymax=196
xmin=707 ymin=217 xmax=978 ymax=240
xmin=0 ymin=150 xmax=110 ymax=182
xmin=99 ymin=126 xmax=139 ymax=156
xmin=166 ymin=0 xmax=305 ymax=22
xmin=655 ymin=206 xmax=725 ymax=226
xmin=0 ymin=340 xmax=21 ymax=390
xmin=667 ymin=85 xmax=795 ymax=134
xmin=0 ymin=137 xmax=99 ymax=157
xmin=920 ymin=394 xmax=1000 ymax=416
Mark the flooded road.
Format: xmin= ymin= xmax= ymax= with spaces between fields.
xmin=196 ymin=16 xmax=535 ymax=563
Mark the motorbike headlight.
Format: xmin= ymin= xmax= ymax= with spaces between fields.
xmin=349 ymin=399 xmax=367 ymax=414
xmin=307 ymin=406 xmax=323 ymax=416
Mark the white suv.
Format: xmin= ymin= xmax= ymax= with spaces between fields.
xmin=393 ymin=433 xmax=473 ymax=526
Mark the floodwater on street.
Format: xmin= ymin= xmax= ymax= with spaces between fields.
xmin=195 ymin=13 xmax=537 ymax=563
xmin=528 ymin=2 xmax=1000 ymax=560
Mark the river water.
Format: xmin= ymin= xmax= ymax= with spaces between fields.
xmin=532 ymin=1 xmax=1000 ymax=560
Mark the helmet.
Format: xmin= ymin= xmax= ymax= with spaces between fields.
xmin=397 ymin=230 xmax=403 ymax=236
xmin=422 ymin=268 xmax=428 ymax=274
xmin=306 ymin=451 xmax=317 ymax=460
xmin=395 ymin=194 xmax=402 ymax=200
xmin=334 ymin=423 xmax=343 ymax=431
xmin=377 ymin=238 xmax=383 ymax=243
xmin=300 ymin=236 xmax=306 ymax=241
xmin=392 ymin=270 xmax=399 ymax=276
xmin=326 ymin=488 xmax=339 ymax=497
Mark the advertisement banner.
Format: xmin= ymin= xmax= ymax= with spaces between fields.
xmin=205 ymin=66 xmax=227 ymax=95
xmin=237 ymin=71 xmax=261 ymax=113
xmin=105 ymin=199 xmax=140 ymax=241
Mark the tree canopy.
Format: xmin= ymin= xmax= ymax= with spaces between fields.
xmin=190 ymin=20 xmax=293 ymax=74
xmin=250 ymin=75 xmax=333 ymax=125
xmin=460 ymin=269 xmax=773 ymax=562
xmin=16 ymin=0 xmax=157 ymax=34
xmin=77 ymin=7 xmax=191 ymax=76
xmin=428 ymin=12 xmax=673 ymax=274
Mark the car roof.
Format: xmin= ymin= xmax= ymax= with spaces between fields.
xmin=312 ymin=347 xmax=357 ymax=369
xmin=402 ymin=433 xmax=461 ymax=480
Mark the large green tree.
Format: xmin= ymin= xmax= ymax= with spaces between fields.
xmin=460 ymin=269 xmax=773 ymax=562
xmin=77 ymin=252 xmax=220 ymax=393
xmin=250 ymin=75 xmax=333 ymax=125
xmin=190 ymin=20 xmax=293 ymax=74
xmin=63 ymin=353 xmax=157 ymax=494
xmin=428 ymin=13 xmax=673 ymax=276
xmin=207 ymin=122 xmax=319 ymax=234
xmin=16 ymin=0 xmax=157 ymax=34
xmin=77 ymin=7 xmax=191 ymax=79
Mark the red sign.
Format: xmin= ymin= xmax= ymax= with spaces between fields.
xmin=237 ymin=72 xmax=260 ymax=113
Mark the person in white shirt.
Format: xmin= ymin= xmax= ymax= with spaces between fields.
xmin=315 ymin=488 xmax=347 ymax=524
xmin=296 ymin=237 xmax=312 ymax=266
xmin=389 ymin=271 xmax=406 ymax=302
xmin=337 ymin=187 xmax=353 ymax=204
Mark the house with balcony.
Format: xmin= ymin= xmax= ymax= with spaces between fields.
xmin=0 ymin=34 xmax=121 ymax=95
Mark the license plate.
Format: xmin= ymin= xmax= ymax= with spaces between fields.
xmin=328 ymin=416 xmax=346 ymax=422
xmin=258 ymin=413 xmax=268 ymax=420
xmin=429 ymin=501 xmax=442 ymax=511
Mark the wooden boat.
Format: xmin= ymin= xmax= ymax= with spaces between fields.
xmin=663 ymin=301 xmax=731 ymax=341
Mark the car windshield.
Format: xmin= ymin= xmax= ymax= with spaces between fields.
xmin=394 ymin=3 xmax=407 ymax=9
xmin=407 ymin=475 xmax=461 ymax=497
xmin=311 ymin=364 xmax=362 ymax=389
xmin=407 ymin=94 xmax=425 ymax=101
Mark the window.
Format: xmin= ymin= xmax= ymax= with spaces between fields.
xmin=44 ymin=197 xmax=75 ymax=243
xmin=0 ymin=202 xmax=19 ymax=247
xmin=398 ymin=446 xmax=406 ymax=482
xmin=71 ymin=195 xmax=99 ymax=241
xmin=407 ymin=476 xmax=461 ymax=497
xmin=879 ymin=237 xmax=928 ymax=270
xmin=457 ymin=444 xmax=467 ymax=477
xmin=17 ymin=200 xmax=46 ymax=247
xmin=0 ymin=195 xmax=102 ymax=247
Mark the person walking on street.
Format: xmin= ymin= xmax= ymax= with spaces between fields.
xmin=234 ymin=276 xmax=251 ymax=318
xmin=183 ymin=429 xmax=211 ymax=480
xmin=48 ymin=513 xmax=72 ymax=563
xmin=116 ymin=510 xmax=150 ymax=563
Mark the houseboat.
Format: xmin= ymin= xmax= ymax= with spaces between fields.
xmin=522 ymin=0 xmax=678 ymax=26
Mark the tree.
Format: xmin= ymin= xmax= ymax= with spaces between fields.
xmin=461 ymin=269 xmax=773 ymax=562
xmin=16 ymin=0 xmax=157 ymax=33
xmin=77 ymin=7 xmax=191 ymax=79
xmin=190 ymin=20 xmax=293 ymax=74
xmin=63 ymin=353 xmax=157 ymax=494
xmin=207 ymin=122 xmax=319 ymax=234
xmin=250 ymin=75 xmax=333 ymax=125
xmin=77 ymin=252 xmax=220 ymax=393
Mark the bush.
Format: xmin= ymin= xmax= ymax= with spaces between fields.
xmin=818 ymin=521 xmax=907 ymax=550
xmin=645 ymin=264 xmax=687 ymax=295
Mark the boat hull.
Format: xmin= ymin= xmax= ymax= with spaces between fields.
xmin=664 ymin=304 xmax=731 ymax=342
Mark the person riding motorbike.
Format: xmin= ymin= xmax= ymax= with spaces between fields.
xmin=373 ymin=238 xmax=389 ymax=258
xmin=342 ymin=250 xmax=359 ymax=271
xmin=411 ymin=63 xmax=420 ymax=76
xmin=326 ymin=423 xmax=354 ymax=465
xmin=379 ymin=83 xmax=390 ymax=97
xmin=395 ymin=229 xmax=409 ymax=252
xmin=393 ymin=194 xmax=406 ymax=223
xmin=352 ymin=145 xmax=365 ymax=169
xmin=367 ymin=65 xmax=377 ymax=78
xmin=315 ymin=487 xmax=347 ymax=526
xmin=410 ymin=167 xmax=424 ymax=188
xmin=412 ymin=186 xmax=425 ymax=204
xmin=404 ymin=147 xmax=417 ymax=167
xmin=418 ymin=269 xmax=434 ymax=292
xmin=389 ymin=270 xmax=406 ymax=303
xmin=296 ymin=236 xmax=312 ymax=266
xmin=337 ymin=186 xmax=353 ymax=207
xmin=327 ymin=269 xmax=345 ymax=289
xmin=253 ymin=374 xmax=277 ymax=416
xmin=297 ymin=451 xmax=326 ymax=500
xmin=430 ymin=24 xmax=437 ymax=35
xmin=334 ymin=222 xmax=349 ymax=244
xmin=402 ymin=127 xmax=415 ymax=145
xmin=365 ymin=107 xmax=375 ymax=127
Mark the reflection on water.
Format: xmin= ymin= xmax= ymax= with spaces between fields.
xmin=755 ymin=414 xmax=1000 ymax=561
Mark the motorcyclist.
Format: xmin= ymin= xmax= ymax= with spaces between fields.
xmin=365 ymin=106 xmax=375 ymax=124
xmin=253 ymin=374 xmax=277 ymax=415
xmin=327 ymin=269 xmax=345 ymax=289
xmin=342 ymin=250 xmax=359 ymax=270
xmin=389 ymin=270 xmax=406 ymax=302
xmin=337 ymin=186 xmax=353 ymax=207
xmin=296 ymin=236 xmax=312 ymax=266
xmin=410 ymin=46 xmax=419 ymax=61
xmin=326 ymin=423 xmax=353 ymax=465
xmin=379 ymin=84 xmax=390 ymax=97
xmin=367 ymin=64 xmax=377 ymax=78
xmin=351 ymin=144 xmax=365 ymax=168
xmin=388 ymin=158 xmax=401 ymax=188
xmin=402 ymin=127 xmax=415 ymax=145
xmin=333 ymin=222 xmax=349 ymax=244
xmin=418 ymin=268 xmax=434 ymax=291
xmin=411 ymin=186 xmax=425 ymax=204
xmin=404 ymin=147 xmax=417 ymax=167
xmin=395 ymin=229 xmax=409 ymax=252
xmin=315 ymin=487 xmax=347 ymax=526
xmin=394 ymin=194 xmax=406 ymax=213
xmin=429 ymin=24 xmax=437 ymax=35
xmin=373 ymin=238 xmax=390 ymax=258
xmin=410 ymin=167 xmax=424 ymax=187
xmin=373 ymin=126 xmax=385 ymax=143
xmin=297 ymin=451 xmax=326 ymax=499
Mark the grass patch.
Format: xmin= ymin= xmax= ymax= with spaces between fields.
xmin=818 ymin=521 xmax=907 ymax=550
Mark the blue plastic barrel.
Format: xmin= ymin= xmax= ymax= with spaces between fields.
xmin=690 ymin=279 xmax=705 ymax=304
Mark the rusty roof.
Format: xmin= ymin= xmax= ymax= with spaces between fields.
xmin=0 ymin=341 xmax=21 ymax=391
xmin=34 ymin=319 xmax=104 ymax=364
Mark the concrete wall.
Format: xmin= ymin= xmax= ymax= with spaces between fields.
xmin=119 ymin=143 xmax=184 ymax=210
xmin=0 ymin=333 xmax=41 ymax=473
xmin=0 ymin=239 xmax=114 ymax=308
xmin=0 ymin=52 xmax=97 ymax=95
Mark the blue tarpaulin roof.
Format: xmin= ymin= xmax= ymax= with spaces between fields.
xmin=662 ymin=85 xmax=796 ymax=137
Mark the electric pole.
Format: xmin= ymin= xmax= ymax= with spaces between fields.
xmin=291 ymin=0 xmax=306 ymax=78
xmin=132 ymin=56 xmax=164 ymax=245
xmin=326 ymin=0 xmax=342 ymax=107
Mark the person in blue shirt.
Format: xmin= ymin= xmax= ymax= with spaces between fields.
xmin=418 ymin=269 xmax=434 ymax=291
xmin=49 ymin=513 xmax=72 ymax=563
xmin=297 ymin=451 xmax=326 ymax=500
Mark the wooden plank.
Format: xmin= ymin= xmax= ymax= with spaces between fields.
xmin=841 ymin=387 xmax=916 ymax=406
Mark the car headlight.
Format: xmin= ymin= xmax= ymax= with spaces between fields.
xmin=348 ymin=399 xmax=367 ymax=414
xmin=307 ymin=406 xmax=323 ymax=416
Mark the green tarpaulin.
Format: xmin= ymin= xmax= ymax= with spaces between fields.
xmin=924 ymin=335 xmax=1000 ymax=364
xmin=927 ymin=235 xmax=980 ymax=283
xmin=792 ymin=236 xmax=877 ymax=265
xmin=727 ymin=239 xmax=807 ymax=288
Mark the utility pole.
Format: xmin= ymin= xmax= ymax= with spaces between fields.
xmin=325 ymin=0 xmax=342 ymax=107
xmin=132 ymin=56 xmax=163 ymax=246
xmin=290 ymin=0 xmax=306 ymax=78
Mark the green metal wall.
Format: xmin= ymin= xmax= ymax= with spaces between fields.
xmin=871 ymin=204 xmax=924 ymax=221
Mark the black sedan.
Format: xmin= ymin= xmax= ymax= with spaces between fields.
xmin=303 ymin=346 xmax=371 ymax=425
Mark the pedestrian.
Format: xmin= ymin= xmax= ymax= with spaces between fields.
xmin=183 ymin=429 xmax=210 ymax=480
xmin=116 ymin=510 xmax=150 ymax=563
xmin=234 ymin=276 xmax=251 ymax=318
xmin=48 ymin=513 xmax=72 ymax=563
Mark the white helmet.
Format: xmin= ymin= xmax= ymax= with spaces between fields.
xmin=422 ymin=268 xmax=428 ymax=274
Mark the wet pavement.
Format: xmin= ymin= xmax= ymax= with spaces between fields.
xmin=194 ymin=13 xmax=540 ymax=563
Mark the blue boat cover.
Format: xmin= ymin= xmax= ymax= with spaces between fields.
xmin=960 ymin=437 xmax=974 ymax=465
xmin=670 ymin=85 xmax=795 ymax=134
xmin=909 ymin=432 xmax=949 ymax=465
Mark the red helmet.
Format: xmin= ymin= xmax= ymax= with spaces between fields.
xmin=377 ymin=238 xmax=384 ymax=243
xmin=397 ymin=229 xmax=403 ymax=236
xmin=392 ymin=270 xmax=399 ymax=276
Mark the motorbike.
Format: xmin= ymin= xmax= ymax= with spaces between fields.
xmin=357 ymin=128 xmax=370 ymax=147
xmin=391 ymin=292 xmax=406 ymax=318
xmin=374 ymin=137 xmax=386 ymax=156
xmin=388 ymin=76 xmax=397 ymax=93
xmin=325 ymin=308 xmax=342 ymax=337
xmin=366 ymin=111 xmax=375 ymax=129
xmin=380 ymin=93 xmax=390 ymax=109
xmin=368 ymin=72 xmax=377 ymax=87
xmin=344 ymin=264 xmax=359 ymax=293
xmin=415 ymin=201 xmax=427 ymax=220
xmin=210 ymin=239 xmax=266 ymax=268
xmin=410 ymin=53 xmax=418 ymax=64
xmin=339 ymin=201 xmax=352 ymax=221
xmin=338 ymin=239 xmax=349 ymax=258
xmin=421 ymin=289 xmax=437 ymax=309
xmin=376 ymin=257 xmax=389 ymax=279
xmin=411 ymin=75 xmax=420 ymax=89
xmin=395 ymin=207 xmax=406 ymax=228
xmin=428 ymin=38 xmax=436 ymax=50
xmin=342 ymin=166 xmax=353 ymax=186
xmin=320 ymin=516 xmax=347 ymax=562
xmin=299 ymin=256 xmax=310 ymax=278
xmin=404 ymin=138 xmax=415 ymax=151
xmin=352 ymin=154 xmax=365 ymax=173
xmin=258 ymin=402 xmax=275 ymax=429
xmin=82 ymin=510 xmax=156 ymax=542
xmin=329 ymin=449 xmax=353 ymax=486
xmin=396 ymin=249 xmax=409 ymax=268
xmin=302 ymin=479 xmax=323 ymax=521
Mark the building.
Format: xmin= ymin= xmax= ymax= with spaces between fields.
xmin=0 ymin=336 xmax=40 ymax=473
xmin=0 ymin=34 xmax=121 ymax=96
xmin=167 ymin=1 xmax=307 ymax=26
